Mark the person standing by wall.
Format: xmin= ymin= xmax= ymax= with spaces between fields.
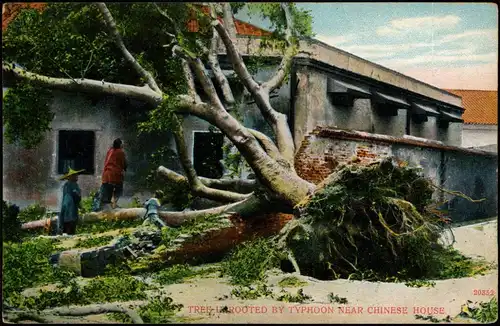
xmin=58 ymin=168 xmax=83 ymax=235
xmin=100 ymin=138 xmax=127 ymax=209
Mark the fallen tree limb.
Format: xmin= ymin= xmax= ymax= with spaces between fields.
xmin=157 ymin=165 xmax=256 ymax=193
xmin=3 ymin=302 xmax=144 ymax=324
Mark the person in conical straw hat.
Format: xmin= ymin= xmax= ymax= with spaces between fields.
xmin=58 ymin=168 xmax=84 ymax=235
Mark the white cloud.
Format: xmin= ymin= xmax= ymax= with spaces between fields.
xmin=376 ymin=15 xmax=461 ymax=36
xmin=433 ymin=47 xmax=478 ymax=56
xmin=400 ymin=63 xmax=498 ymax=90
xmin=315 ymin=34 xmax=356 ymax=46
xmin=439 ymin=28 xmax=498 ymax=43
xmin=377 ymin=52 xmax=497 ymax=68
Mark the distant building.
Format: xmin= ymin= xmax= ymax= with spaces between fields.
xmin=446 ymin=90 xmax=498 ymax=153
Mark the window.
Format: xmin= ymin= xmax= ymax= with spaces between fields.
xmin=57 ymin=130 xmax=95 ymax=175
xmin=193 ymin=131 xmax=224 ymax=179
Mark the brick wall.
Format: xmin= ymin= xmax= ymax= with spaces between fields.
xmin=294 ymin=126 xmax=498 ymax=222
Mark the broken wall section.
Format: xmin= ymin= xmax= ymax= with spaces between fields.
xmin=295 ymin=127 xmax=498 ymax=222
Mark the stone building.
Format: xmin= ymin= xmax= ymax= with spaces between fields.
xmin=5 ymin=4 xmax=495 ymax=221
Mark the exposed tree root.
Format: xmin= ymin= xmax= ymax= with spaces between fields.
xmin=3 ymin=303 xmax=144 ymax=324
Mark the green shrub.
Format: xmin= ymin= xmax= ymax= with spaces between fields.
xmin=2 ymin=238 xmax=72 ymax=300
xmin=221 ymin=238 xmax=280 ymax=286
xmin=154 ymin=264 xmax=195 ymax=285
xmin=74 ymin=235 xmax=114 ymax=248
xmin=8 ymin=275 xmax=150 ymax=311
xmin=109 ymin=296 xmax=184 ymax=324
xmin=18 ymin=203 xmax=47 ymax=223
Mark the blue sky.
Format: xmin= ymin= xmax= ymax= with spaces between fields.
xmin=236 ymin=3 xmax=498 ymax=90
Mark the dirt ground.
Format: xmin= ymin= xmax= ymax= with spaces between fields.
xmin=157 ymin=219 xmax=498 ymax=324
xmin=22 ymin=218 xmax=499 ymax=324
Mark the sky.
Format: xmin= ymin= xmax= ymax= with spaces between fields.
xmin=236 ymin=3 xmax=498 ymax=91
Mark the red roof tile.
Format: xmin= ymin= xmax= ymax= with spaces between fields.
xmin=2 ymin=3 xmax=46 ymax=32
xmin=445 ymin=89 xmax=498 ymax=125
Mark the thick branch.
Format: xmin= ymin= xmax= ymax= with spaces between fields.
xmin=82 ymin=195 xmax=265 ymax=226
xmin=157 ymin=166 xmax=256 ymax=193
xmin=221 ymin=3 xmax=237 ymax=41
xmin=171 ymin=119 xmax=249 ymax=203
xmin=180 ymin=59 xmax=201 ymax=102
xmin=208 ymin=5 xmax=235 ymax=107
xmin=261 ymin=3 xmax=296 ymax=93
xmin=213 ymin=21 xmax=260 ymax=93
xmin=213 ymin=6 xmax=296 ymax=164
xmin=95 ymin=2 xmax=161 ymax=93
xmin=2 ymin=63 xmax=162 ymax=104
xmin=247 ymin=128 xmax=282 ymax=161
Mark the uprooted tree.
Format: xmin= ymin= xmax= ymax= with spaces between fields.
xmin=2 ymin=2 xmax=466 ymax=279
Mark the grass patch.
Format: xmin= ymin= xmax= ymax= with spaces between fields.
xmin=230 ymin=284 xmax=273 ymax=300
xmin=77 ymin=219 xmax=143 ymax=235
xmin=405 ymin=280 xmax=436 ymax=288
xmin=7 ymin=275 xmax=150 ymax=311
xmin=2 ymin=237 xmax=73 ymax=300
xmin=74 ymin=235 xmax=114 ymax=249
xmin=415 ymin=315 xmax=452 ymax=323
xmin=278 ymin=276 xmax=308 ymax=288
xmin=159 ymin=214 xmax=230 ymax=247
xmin=328 ymin=293 xmax=348 ymax=304
xmin=153 ymin=264 xmax=222 ymax=285
xmin=473 ymin=225 xmax=484 ymax=231
xmin=221 ymin=238 xmax=281 ymax=286
xmin=108 ymin=296 xmax=183 ymax=324
xmin=275 ymin=288 xmax=311 ymax=303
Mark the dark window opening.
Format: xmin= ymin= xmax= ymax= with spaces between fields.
xmin=193 ymin=132 xmax=224 ymax=179
xmin=330 ymin=94 xmax=354 ymax=108
xmin=57 ymin=130 xmax=95 ymax=175
xmin=373 ymin=102 xmax=399 ymax=117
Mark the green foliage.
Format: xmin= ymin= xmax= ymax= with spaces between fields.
xmin=77 ymin=219 xmax=143 ymax=235
xmin=153 ymin=264 xmax=195 ymax=285
xmin=221 ymin=238 xmax=281 ymax=286
xmin=328 ymin=293 xmax=348 ymax=304
xmin=160 ymin=214 xmax=228 ymax=247
xmin=18 ymin=202 xmax=47 ymax=223
xmin=138 ymin=144 xmax=193 ymax=210
xmin=275 ymin=288 xmax=311 ymax=303
xmin=79 ymin=191 xmax=96 ymax=215
xmin=2 ymin=81 xmax=54 ymax=148
xmin=9 ymin=275 xmax=149 ymax=311
xmin=109 ymin=296 xmax=184 ymax=324
xmin=74 ymin=235 xmax=114 ymax=249
xmin=2 ymin=201 xmax=22 ymax=242
xmin=2 ymin=238 xmax=65 ymax=299
xmin=404 ymin=280 xmax=436 ymax=288
xmin=230 ymin=284 xmax=273 ymax=300
xmin=277 ymin=276 xmax=308 ymax=288
xmin=281 ymin=158 xmax=445 ymax=280
xmin=459 ymin=297 xmax=498 ymax=323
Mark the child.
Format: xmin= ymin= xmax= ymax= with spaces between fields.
xmin=143 ymin=190 xmax=167 ymax=229
xmin=58 ymin=168 xmax=84 ymax=235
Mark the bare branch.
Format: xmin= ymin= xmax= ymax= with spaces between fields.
xmin=180 ymin=59 xmax=201 ymax=102
xmin=221 ymin=2 xmax=237 ymax=41
xmin=153 ymin=3 xmax=177 ymax=38
xmin=171 ymin=117 xmax=251 ymax=203
xmin=157 ymin=166 xmax=256 ymax=193
xmin=82 ymin=195 xmax=264 ymax=226
xmin=208 ymin=4 xmax=235 ymax=107
xmin=261 ymin=3 xmax=297 ymax=93
xmin=213 ymin=20 xmax=260 ymax=93
xmin=2 ymin=63 xmax=162 ymax=105
xmin=247 ymin=128 xmax=282 ymax=161
xmin=95 ymin=3 xmax=161 ymax=93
